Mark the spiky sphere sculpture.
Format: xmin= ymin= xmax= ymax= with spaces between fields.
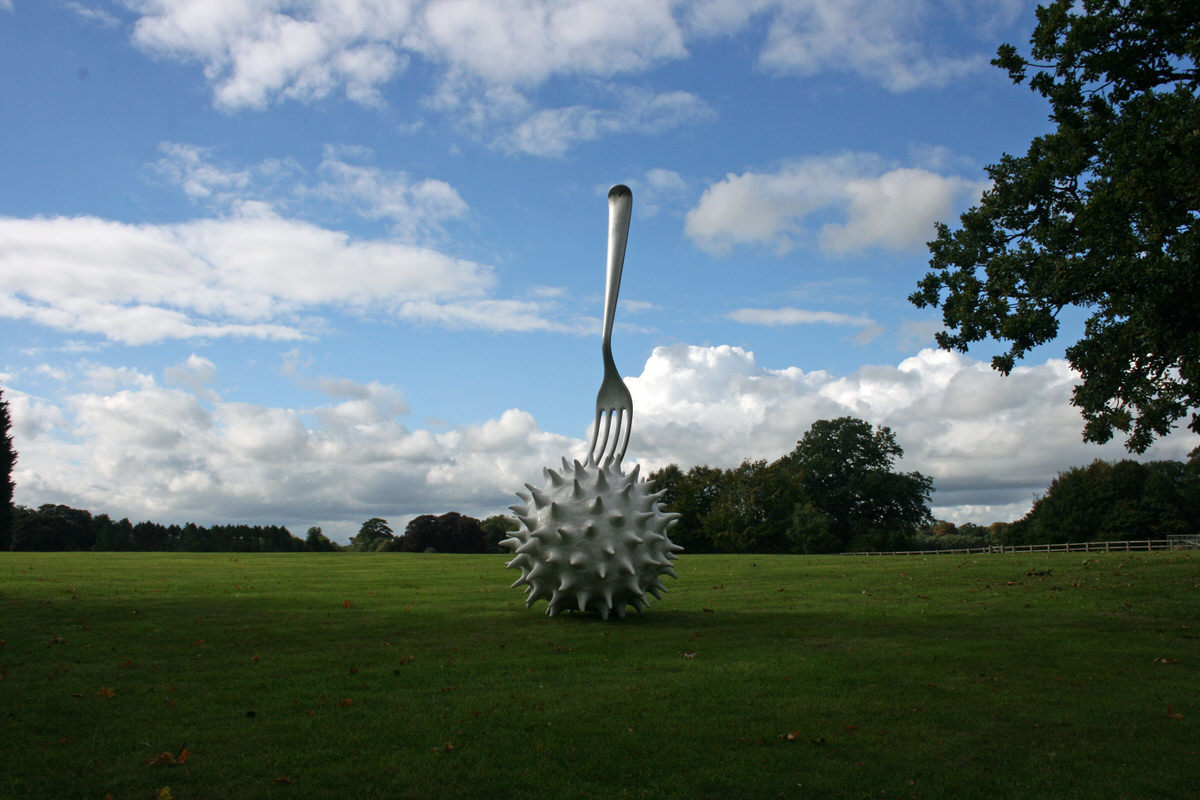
xmin=500 ymin=458 xmax=682 ymax=619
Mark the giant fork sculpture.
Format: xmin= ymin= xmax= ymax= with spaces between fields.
xmin=500 ymin=184 xmax=683 ymax=619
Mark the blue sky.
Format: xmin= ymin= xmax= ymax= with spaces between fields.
xmin=2 ymin=0 xmax=1193 ymax=542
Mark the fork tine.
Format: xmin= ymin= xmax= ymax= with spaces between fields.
xmin=601 ymin=409 xmax=619 ymax=467
xmin=613 ymin=407 xmax=632 ymax=466
xmin=589 ymin=408 xmax=612 ymax=466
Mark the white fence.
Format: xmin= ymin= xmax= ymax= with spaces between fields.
xmin=840 ymin=537 xmax=1200 ymax=556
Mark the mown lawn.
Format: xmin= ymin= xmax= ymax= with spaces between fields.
xmin=1 ymin=551 xmax=1196 ymax=799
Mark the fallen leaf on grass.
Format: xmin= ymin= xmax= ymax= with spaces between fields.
xmin=157 ymin=787 xmax=173 ymax=800
xmin=273 ymin=775 xmax=296 ymax=784
xmin=148 ymin=746 xmax=190 ymax=766
xmin=342 ymin=600 xmax=355 ymax=609
xmin=338 ymin=698 xmax=353 ymax=707
xmin=96 ymin=686 xmax=115 ymax=698
xmin=1167 ymin=705 xmax=1184 ymax=720
xmin=192 ymin=639 xmax=206 ymax=648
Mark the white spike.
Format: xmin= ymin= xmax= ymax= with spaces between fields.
xmin=527 ymin=485 xmax=551 ymax=507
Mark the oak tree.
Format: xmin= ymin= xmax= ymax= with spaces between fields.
xmin=911 ymin=0 xmax=1200 ymax=452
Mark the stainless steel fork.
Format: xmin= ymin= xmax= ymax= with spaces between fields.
xmin=587 ymin=184 xmax=634 ymax=467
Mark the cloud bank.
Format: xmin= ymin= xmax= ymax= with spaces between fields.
xmin=10 ymin=344 xmax=1191 ymax=541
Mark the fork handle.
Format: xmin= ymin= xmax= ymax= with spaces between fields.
xmin=602 ymin=185 xmax=632 ymax=358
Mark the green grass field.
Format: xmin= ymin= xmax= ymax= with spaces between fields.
xmin=1 ymin=551 xmax=1197 ymax=799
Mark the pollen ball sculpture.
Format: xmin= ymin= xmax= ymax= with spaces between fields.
xmin=500 ymin=185 xmax=683 ymax=619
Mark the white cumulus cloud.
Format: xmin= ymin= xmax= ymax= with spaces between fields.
xmin=686 ymin=153 xmax=986 ymax=255
xmin=0 ymin=205 xmax=498 ymax=344
xmin=9 ymin=343 xmax=1195 ymax=539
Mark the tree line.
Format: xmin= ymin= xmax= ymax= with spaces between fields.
xmin=5 ymin=504 xmax=310 ymax=552
xmin=0 ymin=501 xmax=516 ymax=555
